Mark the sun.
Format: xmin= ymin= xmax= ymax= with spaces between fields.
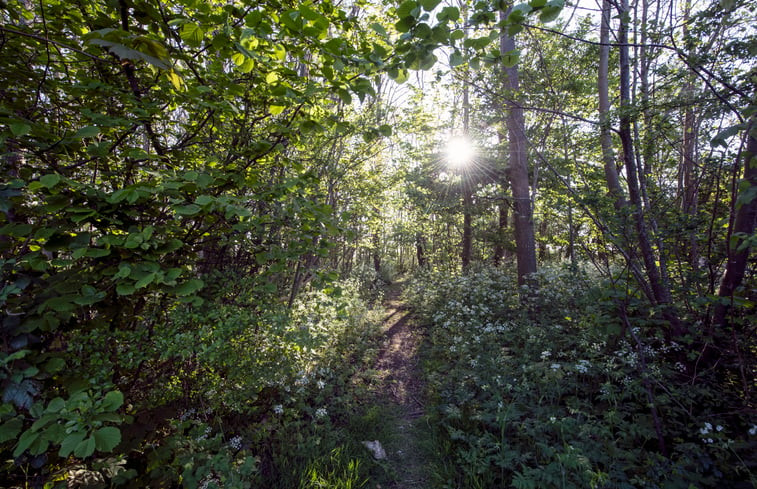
xmin=445 ymin=135 xmax=475 ymax=169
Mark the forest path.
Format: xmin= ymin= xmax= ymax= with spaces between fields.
xmin=371 ymin=278 xmax=430 ymax=489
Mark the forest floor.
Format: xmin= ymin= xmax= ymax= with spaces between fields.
xmin=371 ymin=278 xmax=430 ymax=488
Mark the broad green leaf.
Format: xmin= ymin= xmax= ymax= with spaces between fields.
xmin=40 ymin=174 xmax=61 ymax=188
xmin=397 ymin=0 xmax=419 ymax=19
xmin=337 ymin=89 xmax=352 ymax=104
xmin=9 ymin=123 xmax=31 ymax=136
xmin=43 ymin=357 xmax=66 ymax=374
xmin=93 ymin=427 xmax=121 ymax=452
xmin=502 ymin=49 xmax=520 ymax=67
xmin=116 ymin=283 xmax=135 ymax=296
xmin=449 ymin=51 xmax=464 ymax=67
xmin=180 ymin=23 xmax=205 ymax=47
xmin=102 ymin=391 xmax=124 ymax=412
xmin=265 ymin=72 xmax=279 ymax=84
xmin=539 ymin=5 xmax=562 ymax=22
xmin=195 ymin=195 xmax=214 ymax=206
xmin=46 ymin=397 xmax=65 ymax=413
xmin=370 ymin=23 xmax=387 ymax=36
xmin=13 ymin=430 xmax=40 ymax=457
xmin=167 ymin=70 xmax=184 ymax=90
xmin=395 ymin=17 xmax=414 ymax=33
xmin=270 ymin=105 xmax=286 ymax=115
xmin=74 ymin=436 xmax=96 ymax=458
xmin=0 ymin=417 xmax=22 ymax=443
xmin=74 ymin=126 xmax=100 ymax=139
xmin=59 ymin=432 xmax=85 ymax=457
xmin=175 ymin=204 xmax=201 ymax=216
xmin=134 ymin=272 xmax=156 ymax=289
xmin=174 ymin=278 xmax=204 ymax=296
xmin=438 ymin=6 xmax=460 ymax=21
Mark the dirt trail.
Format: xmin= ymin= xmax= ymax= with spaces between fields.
xmin=373 ymin=279 xmax=429 ymax=489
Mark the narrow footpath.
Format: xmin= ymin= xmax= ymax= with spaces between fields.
xmin=373 ymin=279 xmax=429 ymax=489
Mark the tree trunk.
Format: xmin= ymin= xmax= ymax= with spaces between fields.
xmin=598 ymin=0 xmax=625 ymax=208
xmin=618 ymin=0 xmax=683 ymax=337
xmin=680 ymin=3 xmax=700 ymax=266
xmin=461 ymin=67 xmax=473 ymax=271
xmin=714 ymin=116 xmax=757 ymax=327
xmin=493 ymin=199 xmax=509 ymax=266
xmin=416 ymin=232 xmax=427 ymax=268
xmin=501 ymin=10 xmax=537 ymax=285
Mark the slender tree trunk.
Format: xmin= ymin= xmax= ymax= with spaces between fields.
xmin=714 ymin=115 xmax=757 ymax=327
xmin=598 ymin=0 xmax=625 ymax=208
xmin=501 ymin=10 xmax=537 ymax=285
xmin=618 ymin=0 xmax=683 ymax=337
xmin=681 ymin=3 xmax=700 ymax=266
xmin=493 ymin=198 xmax=509 ymax=266
xmin=416 ymin=232 xmax=427 ymax=268
xmin=461 ymin=69 xmax=473 ymax=271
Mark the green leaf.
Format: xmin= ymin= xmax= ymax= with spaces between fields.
xmin=378 ymin=124 xmax=393 ymax=137
xmin=395 ymin=17 xmax=414 ymax=33
xmin=46 ymin=397 xmax=65 ymax=413
xmin=180 ymin=23 xmax=205 ymax=47
xmin=134 ymin=272 xmax=156 ymax=289
xmin=450 ymin=29 xmax=465 ymax=41
xmin=269 ymin=105 xmax=286 ymax=115
xmin=74 ymin=435 xmax=96 ymax=458
xmin=9 ymin=123 xmax=31 ymax=136
xmin=13 ymin=430 xmax=40 ymax=457
xmin=370 ymin=23 xmax=387 ymax=36
xmin=43 ymin=357 xmax=66 ymax=374
xmin=438 ymin=6 xmax=460 ymax=21
xmin=449 ymin=51 xmax=465 ymax=67
xmin=59 ymin=432 xmax=86 ymax=458
xmin=502 ymin=49 xmax=520 ymax=67
xmin=539 ymin=5 xmax=562 ymax=22
xmin=175 ymin=204 xmax=201 ymax=216
xmin=0 ymin=417 xmax=22 ymax=443
xmin=397 ymin=0 xmax=419 ymax=19
xmin=40 ymin=174 xmax=61 ymax=189
xmin=337 ymin=89 xmax=352 ymax=104
xmin=74 ymin=126 xmax=100 ymax=139
xmin=93 ymin=427 xmax=121 ymax=452
xmin=116 ymin=283 xmax=135 ymax=296
xmin=174 ymin=278 xmax=204 ymax=296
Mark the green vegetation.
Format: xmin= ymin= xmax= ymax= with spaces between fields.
xmin=408 ymin=266 xmax=756 ymax=488
xmin=1 ymin=0 xmax=755 ymax=487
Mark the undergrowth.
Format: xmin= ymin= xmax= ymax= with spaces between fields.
xmin=406 ymin=264 xmax=757 ymax=489
xmin=4 ymin=272 xmax=394 ymax=488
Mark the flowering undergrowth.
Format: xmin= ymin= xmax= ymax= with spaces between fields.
xmin=407 ymin=265 xmax=756 ymax=488
xmin=61 ymin=275 xmax=389 ymax=488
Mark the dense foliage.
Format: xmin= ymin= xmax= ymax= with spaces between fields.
xmin=1 ymin=0 xmax=755 ymax=486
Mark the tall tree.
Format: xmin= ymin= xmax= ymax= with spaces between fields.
xmin=500 ymin=9 xmax=537 ymax=285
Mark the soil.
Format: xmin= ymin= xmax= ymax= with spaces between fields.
xmin=372 ymin=279 xmax=429 ymax=489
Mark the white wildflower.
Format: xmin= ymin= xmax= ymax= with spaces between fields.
xmin=228 ymin=435 xmax=243 ymax=451
xmin=540 ymin=350 xmax=551 ymax=360
xmin=273 ymin=404 xmax=284 ymax=415
xmin=748 ymin=425 xmax=757 ymax=436
xmin=550 ymin=363 xmax=561 ymax=370
xmin=315 ymin=407 xmax=328 ymax=419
